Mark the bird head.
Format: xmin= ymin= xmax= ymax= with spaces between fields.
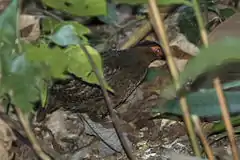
xmin=133 ymin=41 xmax=165 ymax=66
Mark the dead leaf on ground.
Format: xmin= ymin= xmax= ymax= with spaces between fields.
xmin=170 ymin=33 xmax=199 ymax=57
xmin=83 ymin=114 xmax=133 ymax=157
xmin=19 ymin=14 xmax=41 ymax=42
xmin=0 ymin=117 xmax=16 ymax=160
xmin=170 ymin=152 xmax=207 ymax=160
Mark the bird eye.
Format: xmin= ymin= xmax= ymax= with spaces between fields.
xmin=150 ymin=46 xmax=164 ymax=57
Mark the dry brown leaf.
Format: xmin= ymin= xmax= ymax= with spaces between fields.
xmin=170 ymin=33 xmax=199 ymax=57
xmin=208 ymin=12 xmax=240 ymax=43
xmin=19 ymin=14 xmax=40 ymax=42
xmin=0 ymin=117 xmax=16 ymax=160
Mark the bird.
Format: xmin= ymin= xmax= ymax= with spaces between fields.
xmin=36 ymin=42 xmax=164 ymax=122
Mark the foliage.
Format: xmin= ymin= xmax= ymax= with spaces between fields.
xmin=0 ymin=0 xmax=114 ymax=112
xmin=26 ymin=24 xmax=114 ymax=93
xmin=98 ymin=1 xmax=118 ymax=25
xmin=154 ymin=38 xmax=240 ymax=117
xmin=114 ymin=0 xmax=192 ymax=6
xmin=1 ymin=0 xmax=239 ymax=120
xmin=41 ymin=0 xmax=107 ymax=16
xmin=48 ymin=24 xmax=88 ymax=46
xmin=0 ymin=0 xmax=42 ymax=112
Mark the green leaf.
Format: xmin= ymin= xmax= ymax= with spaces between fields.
xmin=219 ymin=8 xmax=236 ymax=19
xmin=114 ymin=0 xmax=192 ymax=6
xmin=154 ymin=80 xmax=240 ymax=118
xmin=41 ymin=0 xmax=107 ymax=16
xmin=178 ymin=6 xmax=200 ymax=45
xmin=65 ymin=45 xmax=114 ymax=92
xmin=0 ymin=0 xmax=42 ymax=112
xmin=161 ymin=37 xmax=240 ymax=99
xmin=153 ymin=91 xmax=240 ymax=118
xmin=42 ymin=19 xmax=91 ymax=38
xmin=25 ymin=43 xmax=114 ymax=92
xmin=49 ymin=23 xmax=89 ymax=46
xmin=0 ymin=0 xmax=18 ymax=53
xmin=41 ymin=18 xmax=60 ymax=33
xmin=0 ymin=54 xmax=42 ymax=112
xmin=98 ymin=1 xmax=118 ymax=24
xmin=54 ymin=21 xmax=91 ymax=36
xmin=25 ymin=43 xmax=69 ymax=79
xmin=222 ymin=80 xmax=240 ymax=90
xmin=180 ymin=38 xmax=240 ymax=90
xmin=186 ymin=80 xmax=240 ymax=94
xmin=36 ymin=79 xmax=49 ymax=108
xmin=211 ymin=115 xmax=240 ymax=134
xmin=49 ymin=25 xmax=82 ymax=46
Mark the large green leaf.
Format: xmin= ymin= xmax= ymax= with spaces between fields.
xmin=179 ymin=38 xmax=240 ymax=89
xmin=0 ymin=0 xmax=43 ymax=112
xmin=154 ymin=38 xmax=240 ymax=118
xmin=65 ymin=45 xmax=114 ymax=92
xmin=0 ymin=0 xmax=18 ymax=54
xmin=114 ymin=0 xmax=192 ymax=6
xmin=161 ymin=37 xmax=240 ymax=99
xmin=46 ymin=23 xmax=113 ymax=92
xmin=210 ymin=115 xmax=240 ymax=134
xmin=154 ymin=79 xmax=240 ymax=118
xmin=25 ymin=42 xmax=113 ymax=92
xmin=0 ymin=54 xmax=42 ymax=112
xmin=153 ymin=90 xmax=240 ymax=118
xmin=41 ymin=18 xmax=60 ymax=33
xmin=98 ymin=1 xmax=118 ymax=25
xmin=49 ymin=25 xmax=82 ymax=46
xmin=25 ymin=43 xmax=69 ymax=79
xmin=48 ymin=24 xmax=89 ymax=46
xmin=42 ymin=19 xmax=91 ymax=35
xmin=41 ymin=0 xmax=107 ymax=16
xmin=53 ymin=21 xmax=90 ymax=36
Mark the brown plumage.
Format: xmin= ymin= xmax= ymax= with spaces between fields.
xmin=36 ymin=43 xmax=163 ymax=121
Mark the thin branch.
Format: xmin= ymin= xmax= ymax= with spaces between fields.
xmin=147 ymin=0 xmax=201 ymax=156
xmin=79 ymin=45 xmax=135 ymax=160
xmin=192 ymin=0 xmax=239 ymax=159
xmin=192 ymin=115 xmax=215 ymax=160
xmin=213 ymin=78 xmax=239 ymax=160
xmin=15 ymin=107 xmax=51 ymax=160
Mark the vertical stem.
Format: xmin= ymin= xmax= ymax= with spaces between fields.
xmin=147 ymin=0 xmax=201 ymax=156
xmin=213 ymin=78 xmax=239 ymax=160
xmin=192 ymin=115 xmax=215 ymax=160
xmin=15 ymin=108 xmax=51 ymax=160
xmin=192 ymin=0 xmax=208 ymax=45
xmin=80 ymin=45 xmax=135 ymax=160
xmin=192 ymin=0 xmax=239 ymax=159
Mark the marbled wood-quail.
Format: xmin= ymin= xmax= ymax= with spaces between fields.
xmin=36 ymin=43 xmax=164 ymax=122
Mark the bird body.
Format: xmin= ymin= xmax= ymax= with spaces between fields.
xmin=36 ymin=44 xmax=163 ymax=121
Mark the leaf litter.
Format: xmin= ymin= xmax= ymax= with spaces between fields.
xmin=2 ymin=0 xmax=240 ymax=160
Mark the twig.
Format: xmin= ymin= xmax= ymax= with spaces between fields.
xmin=147 ymin=0 xmax=201 ymax=156
xmin=192 ymin=0 xmax=239 ymax=159
xmin=120 ymin=20 xmax=152 ymax=50
xmin=15 ymin=107 xmax=51 ymax=160
xmin=192 ymin=115 xmax=215 ymax=160
xmin=79 ymin=45 xmax=135 ymax=160
xmin=213 ymin=78 xmax=239 ymax=160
